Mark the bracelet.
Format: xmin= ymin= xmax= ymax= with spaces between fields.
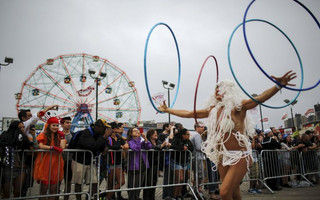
xmin=275 ymin=84 xmax=282 ymax=90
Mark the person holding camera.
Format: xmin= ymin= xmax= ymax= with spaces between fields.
xmin=18 ymin=105 xmax=59 ymax=142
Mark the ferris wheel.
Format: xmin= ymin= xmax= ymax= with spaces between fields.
xmin=16 ymin=53 xmax=141 ymax=131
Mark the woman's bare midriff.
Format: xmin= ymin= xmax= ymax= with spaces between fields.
xmin=218 ymin=132 xmax=247 ymax=151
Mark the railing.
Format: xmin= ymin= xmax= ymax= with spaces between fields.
xmin=1 ymin=148 xmax=320 ymax=199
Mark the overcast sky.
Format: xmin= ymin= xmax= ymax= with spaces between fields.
xmin=0 ymin=0 xmax=319 ymax=130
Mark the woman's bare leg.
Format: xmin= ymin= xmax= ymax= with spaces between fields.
xmin=218 ymin=158 xmax=248 ymax=200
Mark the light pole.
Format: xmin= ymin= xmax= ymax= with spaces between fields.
xmin=88 ymin=69 xmax=107 ymax=120
xmin=284 ymin=99 xmax=298 ymax=129
xmin=252 ymin=94 xmax=264 ymax=131
xmin=0 ymin=57 xmax=13 ymax=71
xmin=162 ymin=80 xmax=175 ymax=123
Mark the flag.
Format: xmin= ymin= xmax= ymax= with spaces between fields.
xmin=305 ymin=108 xmax=315 ymax=117
xmin=260 ymin=117 xmax=268 ymax=122
xmin=281 ymin=113 xmax=288 ymax=120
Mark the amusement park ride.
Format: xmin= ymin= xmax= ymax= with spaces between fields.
xmin=15 ymin=53 xmax=141 ymax=131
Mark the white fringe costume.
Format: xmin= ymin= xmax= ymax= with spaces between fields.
xmin=201 ymin=80 xmax=255 ymax=171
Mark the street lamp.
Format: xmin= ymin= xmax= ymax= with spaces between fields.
xmin=162 ymin=80 xmax=175 ymax=123
xmin=0 ymin=57 xmax=13 ymax=70
xmin=88 ymin=69 xmax=107 ymax=120
xmin=252 ymin=94 xmax=264 ymax=131
xmin=284 ymin=99 xmax=298 ymax=129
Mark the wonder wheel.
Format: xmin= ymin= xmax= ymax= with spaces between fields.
xmin=16 ymin=53 xmax=141 ymax=131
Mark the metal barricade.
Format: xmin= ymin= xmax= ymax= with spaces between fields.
xmin=301 ymin=149 xmax=320 ymax=181
xmin=260 ymin=149 xmax=313 ymax=193
xmin=97 ymin=149 xmax=197 ymax=200
xmin=0 ymin=149 xmax=94 ymax=200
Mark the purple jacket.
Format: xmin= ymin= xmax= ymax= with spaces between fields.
xmin=128 ymin=137 xmax=152 ymax=171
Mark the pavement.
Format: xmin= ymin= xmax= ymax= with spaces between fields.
xmin=24 ymin=177 xmax=320 ymax=200
xmin=240 ymin=184 xmax=320 ymax=200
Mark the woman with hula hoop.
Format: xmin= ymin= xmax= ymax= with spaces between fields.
xmin=158 ymin=70 xmax=296 ymax=200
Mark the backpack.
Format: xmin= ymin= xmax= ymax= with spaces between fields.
xmin=68 ymin=127 xmax=94 ymax=149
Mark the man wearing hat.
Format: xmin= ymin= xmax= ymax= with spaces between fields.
xmin=261 ymin=128 xmax=282 ymax=191
xmin=71 ymin=119 xmax=111 ymax=200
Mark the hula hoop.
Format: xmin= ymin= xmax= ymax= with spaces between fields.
xmin=243 ymin=0 xmax=320 ymax=91
xmin=228 ymin=19 xmax=302 ymax=109
xmin=144 ymin=22 xmax=181 ymax=113
xmin=194 ymin=55 xmax=219 ymax=124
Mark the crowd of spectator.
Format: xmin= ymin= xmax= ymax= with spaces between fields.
xmin=1 ymin=106 xmax=320 ymax=200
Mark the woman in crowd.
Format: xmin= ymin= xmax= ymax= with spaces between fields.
xmin=0 ymin=121 xmax=36 ymax=198
xmin=105 ymin=124 xmax=128 ymax=200
xmin=143 ymin=129 xmax=168 ymax=200
xmin=127 ymin=127 xmax=152 ymax=200
xmin=280 ymin=134 xmax=305 ymax=187
xmin=170 ymin=128 xmax=193 ymax=200
xmin=33 ymin=117 xmax=66 ymax=200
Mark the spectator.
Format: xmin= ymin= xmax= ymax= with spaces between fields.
xmin=0 ymin=121 xmax=36 ymax=198
xmin=70 ymin=119 xmax=111 ymax=200
xmin=295 ymin=133 xmax=317 ymax=152
xmin=280 ymin=134 xmax=304 ymax=187
xmin=33 ymin=117 xmax=66 ymax=200
xmin=296 ymin=133 xmax=317 ymax=183
xmin=116 ymin=122 xmax=129 ymax=200
xmin=201 ymin=127 xmax=220 ymax=200
xmin=158 ymin=123 xmax=174 ymax=200
xmin=18 ymin=105 xmax=58 ymax=142
xmin=170 ymin=128 xmax=193 ymax=200
xmin=143 ymin=129 xmax=167 ymax=200
xmin=261 ymin=128 xmax=282 ymax=191
xmin=105 ymin=122 xmax=128 ymax=200
xmin=310 ymin=135 xmax=320 ymax=184
xmin=190 ymin=122 xmax=206 ymax=197
xmin=18 ymin=105 xmax=57 ymax=196
xmin=248 ymin=130 xmax=263 ymax=194
xmin=60 ymin=116 xmax=74 ymax=200
xmin=127 ymin=127 xmax=152 ymax=200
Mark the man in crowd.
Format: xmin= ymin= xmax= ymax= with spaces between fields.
xmin=60 ymin=116 xmax=74 ymax=200
xmin=190 ymin=122 xmax=206 ymax=198
xmin=18 ymin=104 xmax=58 ymax=196
xmin=261 ymin=128 xmax=282 ymax=191
xmin=70 ymin=119 xmax=111 ymax=200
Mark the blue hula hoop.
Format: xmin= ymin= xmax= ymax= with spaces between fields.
xmin=228 ymin=19 xmax=302 ymax=109
xmin=144 ymin=22 xmax=181 ymax=113
xmin=243 ymin=0 xmax=320 ymax=91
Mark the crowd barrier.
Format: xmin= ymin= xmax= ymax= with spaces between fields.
xmin=97 ymin=149 xmax=196 ymax=200
xmin=1 ymin=148 xmax=320 ymax=199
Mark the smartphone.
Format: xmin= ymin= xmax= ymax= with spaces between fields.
xmin=139 ymin=128 xmax=144 ymax=134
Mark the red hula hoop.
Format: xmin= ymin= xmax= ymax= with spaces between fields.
xmin=194 ymin=55 xmax=219 ymax=124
